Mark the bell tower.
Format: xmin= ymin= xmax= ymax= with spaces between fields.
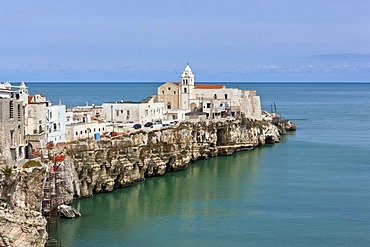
xmin=180 ymin=63 xmax=195 ymax=110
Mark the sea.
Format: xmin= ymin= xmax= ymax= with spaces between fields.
xmin=28 ymin=82 xmax=370 ymax=247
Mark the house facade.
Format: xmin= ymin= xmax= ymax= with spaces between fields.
xmin=102 ymin=95 xmax=165 ymax=125
xmin=65 ymin=105 xmax=106 ymax=142
xmin=0 ymin=82 xmax=28 ymax=166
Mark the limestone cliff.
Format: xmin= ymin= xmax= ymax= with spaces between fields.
xmin=0 ymin=165 xmax=48 ymax=247
xmin=57 ymin=119 xmax=291 ymax=199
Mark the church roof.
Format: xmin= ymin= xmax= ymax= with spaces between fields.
xmin=184 ymin=64 xmax=192 ymax=71
xmin=194 ymin=84 xmax=225 ymax=89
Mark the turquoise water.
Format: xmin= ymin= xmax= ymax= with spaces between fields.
xmin=35 ymin=82 xmax=370 ymax=246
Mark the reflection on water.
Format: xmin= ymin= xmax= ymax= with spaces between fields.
xmin=58 ymin=146 xmax=269 ymax=246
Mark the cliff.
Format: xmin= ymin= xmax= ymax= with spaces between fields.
xmin=0 ymin=165 xmax=48 ymax=247
xmin=0 ymin=117 xmax=295 ymax=246
xmin=57 ymin=118 xmax=294 ymax=199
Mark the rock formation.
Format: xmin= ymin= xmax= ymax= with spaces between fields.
xmin=0 ymin=165 xmax=48 ymax=247
xmin=57 ymin=205 xmax=81 ymax=218
xmin=0 ymin=117 xmax=295 ymax=246
xmin=56 ymin=118 xmax=291 ymax=199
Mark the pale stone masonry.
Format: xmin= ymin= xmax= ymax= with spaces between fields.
xmin=157 ymin=64 xmax=262 ymax=121
xmin=0 ymin=82 xmax=28 ymax=166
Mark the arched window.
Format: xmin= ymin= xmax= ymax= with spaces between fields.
xmin=184 ymin=88 xmax=187 ymax=93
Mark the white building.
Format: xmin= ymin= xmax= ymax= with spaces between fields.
xmin=65 ymin=105 xmax=107 ymax=142
xmin=46 ymin=104 xmax=66 ymax=144
xmin=26 ymin=94 xmax=49 ymax=149
xmin=102 ymin=95 xmax=165 ymax=125
xmin=157 ymin=64 xmax=262 ymax=121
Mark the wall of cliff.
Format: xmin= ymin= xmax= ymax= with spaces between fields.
xmin=57 ymin=119 xmax=293 ymax=199
xmin=0 ymin=165 xmax=48 ymax=247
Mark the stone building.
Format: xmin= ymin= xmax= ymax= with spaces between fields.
xmin=0 ymin=82 xmax=28 ymax=166
xmin=157 ymin=64 xmax=262 ymax=120
xmin=26 ymin=94 xmax=49 ymax=150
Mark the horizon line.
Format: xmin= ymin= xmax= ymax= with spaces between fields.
xmin=9 ymin=80 xmax=370 ymax=84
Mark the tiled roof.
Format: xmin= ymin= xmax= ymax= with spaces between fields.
xmin=194 ymin=84 xmax=225 ymax=89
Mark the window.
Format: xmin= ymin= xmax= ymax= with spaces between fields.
xmin=121 ymin=110 xmax=124 ymax=113
xmin=167 ymin=102 xmax=171 ymax=110
xmin=225 ymin=94 xmax=228 ymax=99
xmin=167 ymin=87 xmax=171 ymax=91
xmin=162 ymin=90 xmax=165 ymax=94
xmin=53 ymin=123 xmax=57 ymax=131
xmin=184 ymin=88 xmax=187 ymax=93
xmin=214 ymin=94 xmax=217 ymax=99
xmin=76 ymin=131 xmax=78 ymax=135
xmin=207 ymin=103 xmax=211 ymax=108
xmin=174 ymin=91 xmax=176 ymax=95
xmin=17 ymin=104 xmax=21 ymax=120
xmin=127 ymin=110 xmax=130 ymax=115
xmin=10 ymin=130 xmax=14 ymax=146
xmin=9 ymin=101 xmax=13 ymax=118
xmin=80 ymin=131 xmax=83 ymax=134
xmin=116 ymin=110 xmax=119 ymax=116
xmin=85 ymin=130 xmax=87 ymax=134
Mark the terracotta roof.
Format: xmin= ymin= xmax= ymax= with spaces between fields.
xmin=194 ymin=84 xmax=225 ymax=89
xmin=28 ymin=96 xmax=33 ymax=103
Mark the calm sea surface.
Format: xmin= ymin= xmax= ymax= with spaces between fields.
xmin=30 ymin=82 xmax=370 ymax=246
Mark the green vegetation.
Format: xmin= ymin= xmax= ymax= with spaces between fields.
xmin=22 ymin=160 xmax=42 ymax=168
xmin=0 ymin=165 xmax=12 ymax=178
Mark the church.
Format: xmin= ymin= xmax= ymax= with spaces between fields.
xmin=157 ymin=64 xmax=262 ymax=121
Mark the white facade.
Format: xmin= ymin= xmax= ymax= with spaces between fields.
xmin=46 ymin=104 xmax=66 ymax=144
xmin=65 ymin=105 xmax=107 ymax=142
xmin=102 ymin=95 xmax=165 ymax=125
xmin=26 ymin=94 xmax=49 ymax=149
xmin=179 ymin=64 xmax=195 ymax=110
xmin=66 ymin=122 xmax=106 ymax=142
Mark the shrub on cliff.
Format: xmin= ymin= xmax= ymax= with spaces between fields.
xmin=0 ymin=165 xmax=12 ymax=178
xmin=22 ymin=160 xmax=42 ymax=169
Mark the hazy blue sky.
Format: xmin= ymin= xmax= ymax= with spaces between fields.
xmin=1 ymin=1 xmax=370 ymax=82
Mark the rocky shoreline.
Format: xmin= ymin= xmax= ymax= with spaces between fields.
xmin=0 ymin=115 xmax=295 ymax=246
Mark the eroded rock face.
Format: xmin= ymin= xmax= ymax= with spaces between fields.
xmin=58 ymin=119 xmax=285 ymax=199
xmin=0 ymin=166 xmax=48 ymax=247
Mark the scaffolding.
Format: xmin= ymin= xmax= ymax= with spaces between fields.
xmin=43 ymin=155 xmax=64 ymax=247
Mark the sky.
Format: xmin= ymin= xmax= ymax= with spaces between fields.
xmin=1 ymin=0 xmax=370 ymax=82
